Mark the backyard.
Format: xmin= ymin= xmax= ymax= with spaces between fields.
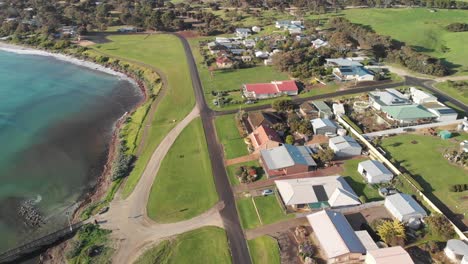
xmin=91 ymin=34 xmax=196 ymax=198
xmin=381 ymin=133 xmax=468 ymax=221
xmin=214 ymin=114 xmax=249 ymax=159
xmin=147 ymin=118 xmax=218 ymax=223
xmin=226 ymin=160 xmax=265 ymax=186
xmin=248 ymin=236 xmax=281 ymax=264
xmin=135 ymin=226 xmax=231 ymax=264
xmin=342 ymin=8 xmax=468 ymax=75
xmin=237 ymin=195 xmax=294 ymax=229
xmin=343 ymin=158 xmax=382 ymax=202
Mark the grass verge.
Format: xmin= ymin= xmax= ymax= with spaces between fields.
xmin=248 ymin=236 xmax=281 ymax=264
xmin=253 ymin=195 xmax=293 ymax=225
xmin=237 ymin=198 xmax=262 ymax=229
xmin=214 ymin=114 xmax=249 ymax=159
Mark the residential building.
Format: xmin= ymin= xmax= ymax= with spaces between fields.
xmin=381 ymin=104 xmax=435 ymax=124
xmin=444 ymin=239 xmax=468 ymax=263
xmin=462 ymin=256 xmax=468 ymax=264
xmin=299 ymin=102 xmax=319 ymax=119
xmin=241 ymin=56 xmax=252 ymax=63
xmin=312 ymin=101 xmax=333 ymax=119
xmin=243 ymin=39 xmax=256 ymax=48
xmin=325 ymin=58 xmax=363 ymax=67
xmin=333 ymin=103 xmax=345 ymax=117
xmin=254 ymin=51 xmax=269 ymax=58
xmin=358 ymin=160 xmax=393 ymax=184
xmin=384 ymin=193 xmax=427 ymax=222
xmin=329 ymin=136 xmax=362 ymax=158
xmin=243 ymin=80 xmax=298 ymax=100
xmin=276 ymin=176 xmax=361 ymax=210
xmin=307 ymin=210 xmax=366 ymax=263
xmin=365 ymin=246 xmax=414 ymax=264
xmin=260 ymin=144 xmax=317 ymax=177
xmin=311 ymin=38 xmax=329 ymax=49
xmin=246 ymin=111 xmax=283 ymax=131
xmin=311 ymin=118 xmax=338 ymax=135
xmin=235 ymin=28 xmax=251 ymax=38
xmin=248 ymin=124 xmax=282 ymax=150
xmin=369 ymin=89 xmax=411 ymax=111
xmin=423 ymin=102 xmax=458 ymax=122
xmin=275 ymin=20 xmax=304 ymax=34
xmin=216 ymin=56 xmax=233 ymax=69
xmin=333 ymin=66 xmax=375 ymax=82
xmin=410 ymin=87 xmax=437 ymax=104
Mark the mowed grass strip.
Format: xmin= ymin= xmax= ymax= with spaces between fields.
xmin=135 ymin=226 xmax=232 ymax=264
xmin=236 ymin=198 xmax=262 ymax=229
xmin=92 ymin=34 xmax=195 ymax=198
xmin=343 ymin=158 xmax=382 ymax=202
xmin=214 ymin=114 xmax=249 ymax=159
xmin=253 ymin=195 xmax=293 ymax=225
xmin=248 ymin=236 xmax=281 ymax=264
xmin=435 ymin=81 xmax=468 ymax=105
xmin=381 ymin=134 xmax=468 ymax=216
xmin=147 ymin=118 xmax=218 ymax=223
xmin=341 ymin=8 xmax=468 ymax=74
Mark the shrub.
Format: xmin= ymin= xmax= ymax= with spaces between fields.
xmin=359 ymin=195 xmax=367 ymax=203
xmin=376 ymin=220 xmax=406 ymax=246
xmin=285 ymin=135 xmax=294 ymax=144
xmin=425 ymin=214 xmax=456 ymax=240
xmin=446 ymin=23 xmax=468 ymax=32
xmin=111 ymin=143 xmax=134 ymax=181
xmin=272 ymin=98 xmax=294 ymax=112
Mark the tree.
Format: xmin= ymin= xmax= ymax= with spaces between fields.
xmin=272 ymin=98 xmax=294 ymax=112
xmin=376 ymin=220 xmax=406 ymax=246
xmin=425 ymin=214 xmax=455 ymax=240
xmin=285 ymin=135 xmax=294 ymax=144
xmin=315 ymin=148 xmax=334 ymax=164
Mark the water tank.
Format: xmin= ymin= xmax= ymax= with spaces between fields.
xmin=337 ymin=128 xmax=347 ymax=136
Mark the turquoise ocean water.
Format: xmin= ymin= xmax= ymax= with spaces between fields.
xmin=0 ymin=50 xmax=142 ymax=251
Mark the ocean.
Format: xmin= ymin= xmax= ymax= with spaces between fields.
xmin=0 ymin=50 xmax=142 ymax=252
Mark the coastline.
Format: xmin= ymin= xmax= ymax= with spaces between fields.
xmin=0 ymin=41 xmax=151 ymax=262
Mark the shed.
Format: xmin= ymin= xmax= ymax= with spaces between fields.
xmin=358 ymin=160 xmax=393 ymax=184
xmin=329 ymin=136 xmax=362 ymax=158
xmin=439 ymin=130 xmax=452 ymax=139
xmin=384 ymin=193 xmax=427 ymax=222
xmin=333 ymin=103 xmax=345 ymax=116
xmin=312 ymin=101 xmax=333 ymax=119
xmin=365 ymin=246 xmax=414 ymax=264
xmin=444 ymin=239 xmax=468 ymax=262
xmin=311 ymin=118 xmax=338 ymax=135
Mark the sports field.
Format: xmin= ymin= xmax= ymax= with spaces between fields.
xmin=342 ymin=8 xmax=468 ymax=75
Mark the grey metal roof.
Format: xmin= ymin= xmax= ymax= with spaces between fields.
xmin=236 ymin=28 xmax=251 ymax=33
xmin=358 ymin=160 xmax=392 ymax=177
xmin=369 ymin=89 xmax=411 ymax=106
xmin=329 ymin=136 xmax=361 ymax=151
xmin=312 ymin=101 xmax=333 ymax=114
xmin=260 ymin=144 xmax=316 ymax=170
xmin=325 ymin=58 xmax=362 ymax=67
xmin=446 ymin=239 xmax=468 ymax=256
xmin=311 ymin=118 xmax=337 ymax=129
xmin=385 ymin=193 xmax=427 ymax=219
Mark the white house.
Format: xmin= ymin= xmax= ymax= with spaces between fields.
xmin=365 ymin=246 xmax=414 ymax=264
xmin=325 ymin=58 xmax=363 ymax=67
xmin=252 ymin=26 xmax=261 ymax=33
xmin=329 ymin=136 xmax=362 ymax=158
xmin=424 ymin=102 xmax=458 ymax=122
xmin=243 ymin=39 xmax=256 ymax=48
xmin=445 ymin=239 xmax=468 ymax=263
xmin=410 ymin=87 xmax=437 ymax=104
xmin=332 ymin=103 xmax=345 ymax=117
xmin=384 ymin=193 xmax=427 ymax=222
xmin=255 ymin=51 xmax=269 ymax=59
xmin=368 ymin=89 xmax=412 ymax=111
xmin=311 ymin=118 xmax=338 ymax=135
xmin=235 ymin=28 xmax=251 ymax=38
xmin=358 ymin=160 xmax=393 ymax=184
xmin=311 ymin=38 xmax=329 ymax=49
xmin=333 ymin=66 xmax=375 ymax=82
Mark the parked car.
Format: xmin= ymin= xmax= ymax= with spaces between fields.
xmin=261 ymin=189 xmax=274 ymax=196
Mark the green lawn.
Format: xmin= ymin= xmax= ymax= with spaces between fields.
xmin=226 ymin=160 xmax=265 ymax=186
xmin=435 ymin=81 xmax=468 ymax=105
xmin=237 ymin=198 xmax=262 ymax=229
xmin=91 ymin=34 xmax=195 ymax=198
xmin=147 ymin=118 xmax=218 ymax=223
xmin=214 ymin=114 xmax=249 ymax=159
xmin=248 ymin=236 xmax=281 ymax=264
xmin=381 ymin=134 xmax=468 ymax=217
xmin=135 ymin=226 xmax=232 ymax=264
xmin=188 ymin=38 xmax=290 ymax=110
xmin=341 ymin=8 xmax=468 ymax=75
xmin=254 ymin=195 xmax=293 ymax=225
xmin=343 ymin=158 xmax=382 ymax=202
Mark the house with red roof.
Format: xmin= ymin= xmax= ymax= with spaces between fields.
xmin=248 ymin=124 xmax=283 ymax=150
xmin=216 ymin=56 xmax=233 ymax=69
xmin=243 ymin=80 xmax=298 ymax=100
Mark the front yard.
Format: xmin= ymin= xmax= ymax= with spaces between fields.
xmin=226 ymin=160 xmax=265 ymax=186
xmin=343 ymin=158 xmax=382 ymax=202
xmin=381 ymin=133 xmax=468 ymax=221
xmin=237 ymin=195 xmax=294 ymax=230
xmin=214 ymin=114 xmax=249 ymax=159
xmin=248 ymin=236 xmax=281 ymax=264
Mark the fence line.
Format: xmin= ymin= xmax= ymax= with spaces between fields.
xmin=333 ymin=201 xmax=385 ymax=214
xmin=337 ymin=116 xmax=467 ymax=241
xmin=363 ymin=119 xmax=464 ymax=138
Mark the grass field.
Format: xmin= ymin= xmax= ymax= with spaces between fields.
xmin=188 ymin=38 xmax=289 ymax=110
xmin=435 ymin=81 xmax=468 ymax=105
xmin=343 ymin=158 xmax=382 ymax=202
xmin=248 ymin=236 xmax=281 ymax=264
xmin=237 ymin=198 xmax=262 ymax=229
xmin=226 ymin=160 xmax=265 ymax=186
xmin=253 ymin=195 xmax=293 ymax=225
xmin=341 ymin=8 xmax=468 ymax=75
xmin=146 ymin=118 xmax=218 ymax=223
xmin=91 ymin=34 xmax=195 ymax=198
xmin=214 ymin=114 xmax=249 ymax=159
xmin=381 ymin=134 xmax=468 ymax=217
xmin=135 ymin=226 xmax=231 ymax=264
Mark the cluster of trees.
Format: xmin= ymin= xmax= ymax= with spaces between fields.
xmin=375 ymin=219 xmax=406 ymax=246
xmin=313 ymin=148 xmax=335 ymax=165
xmin=111 ymin=142 xmax=134 ymax=181
xmin=446 ymin=22 xmax=468 ymax=32
xmin=449 ymin=184 xmax=468 ymax=192
xmin=425 ymin=214 xmax=456 ymax=240
xmin=234 ymin=166 xmax=258 ymax=183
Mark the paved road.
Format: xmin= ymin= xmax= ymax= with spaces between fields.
xmin=175 ymin=34 xmax=253 ymax=264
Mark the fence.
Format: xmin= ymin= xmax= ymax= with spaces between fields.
xmin=363 ymin=119 xmax=464 ymax=138
xmin=333 ymin=201 xmax=385 ymax=214
xmin=337 ymin=116 xmax=468 ymax=241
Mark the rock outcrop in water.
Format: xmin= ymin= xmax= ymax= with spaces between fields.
xmin=18 ymin=199 xmax=45 ymax=228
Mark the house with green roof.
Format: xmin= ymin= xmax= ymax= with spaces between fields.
xmin=381 ymin=105 xmax=436 ymax=124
